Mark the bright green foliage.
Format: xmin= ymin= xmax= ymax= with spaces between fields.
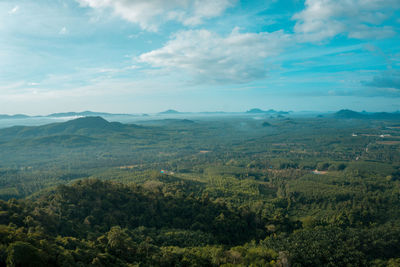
xmin=0 ymin=116 xmax=399 ymax=265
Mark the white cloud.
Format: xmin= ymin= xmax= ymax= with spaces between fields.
xmin=59 ymin=26 xmax=68 ymax=35
xmin=293 ymin=0 xmax=400 ymax=42
xmin=76 ymin=0 xmax=235 ymax=31
xmin=138 ymin=28 xmax=291 ymax=83
xmin=8 ymin=5 xmax=19 ymax=15
xmin=364 ymin=70 xmax=400 ymax=90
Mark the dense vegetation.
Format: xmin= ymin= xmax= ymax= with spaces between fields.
xmin=0 ymin=114 xmax=399 ymax=266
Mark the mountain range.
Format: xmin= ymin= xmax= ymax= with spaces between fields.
xmin=47 ymin=111 xmax=124 ymax=117
xmin=0 ymin=111 xmax=133 ymax=120
xmin=0 ymin=109 xmax=290 ymax=119
xmin=1 ymin=109 xmax=400 ymax=123
xmin=333 ymin=109 xmax=400 ymax=120
xmin=246 ymin=108 xmax=289 ymax=115
xmin=0 ymin=117 xmax=137 ymax=141
xmin=0 ymin=114 xmax=30 ymax=119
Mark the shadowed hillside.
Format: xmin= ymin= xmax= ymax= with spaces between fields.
xmin=334 ymin=109 xmax=400 ymax=120
xmin=0 ymin=117 xmax=138 ymax=140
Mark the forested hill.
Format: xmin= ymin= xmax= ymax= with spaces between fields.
xmin=34 ymin=179 xmax=263 ymax=244
xmin=0 ymin=179 xmax=276 ymax=266
xmin=0 ymin=117 xmax=138 ymax=140
xmin=2 ymin=178 xmax=400 ymax=266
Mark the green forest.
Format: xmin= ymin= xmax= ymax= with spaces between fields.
xmin=0 ymin=114 xmax=399 ymax=266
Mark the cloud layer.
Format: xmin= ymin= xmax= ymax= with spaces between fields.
xmin=76 ymin=0 xmax=400 ymax=85
xmin=8 ymin=5 xmax=19 ymax=14
xmin=293 ymin=0 xmax=400 ymax=42
xmin=364 ymin=70 xmax=400 ymax=90
xmin=138 ymin=28 xmax=290 ymax=83
xmin=76 ymin=0 xmax=235 ymax=31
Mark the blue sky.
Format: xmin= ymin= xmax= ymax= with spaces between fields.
xmin=0 ymin=0 xmax=399 ymax=114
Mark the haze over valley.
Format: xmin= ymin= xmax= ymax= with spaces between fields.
xmin=1 ymin=0 xmax=400 ymax=266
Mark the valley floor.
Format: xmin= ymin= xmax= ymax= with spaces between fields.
xmin=0 ymin=115 xmax=399 ymax=266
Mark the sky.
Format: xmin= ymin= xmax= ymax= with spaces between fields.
xmin=0 ymin=0 xmax=400 ymax=115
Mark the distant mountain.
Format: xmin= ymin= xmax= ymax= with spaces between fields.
xmin=47 ymin=111 xmax=121 ymax=117
xmin=0 ymin=114 xmax=30 ymax=119
xmin=334 ymin=109 xmax=400 ymax=120
xmin=246 ymin=108 xmax=289 ymax=115
xmin=246 ymin=108 xmax=265 ymax=114
xmin=0 ymin=111 xmax=135 ymax=121
xmin=334 ymin=109 xmax=366 ymax=119
xmin=159 ymin=109 xmax=180 ymax=114
xmin=0 ymin=116 xmax=137 ymax=141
